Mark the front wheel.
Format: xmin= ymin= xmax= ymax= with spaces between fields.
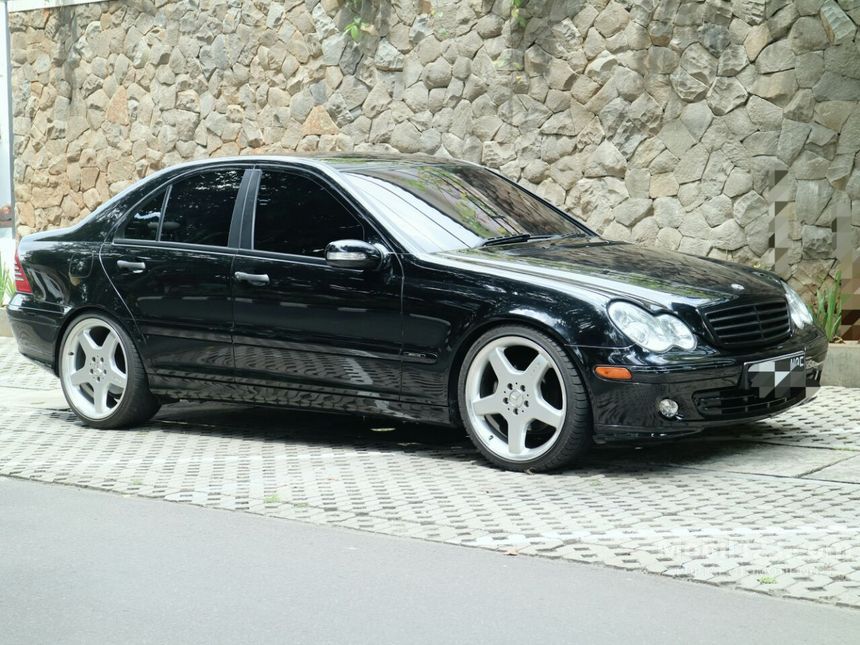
xmin=457 ymin=325 xmax=592 ymax=472
xmin=59 ymin=314 xmax=160 ymax=429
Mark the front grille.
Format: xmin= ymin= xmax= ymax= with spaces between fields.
xmin=702 ymin=299 xmax=791 ymax=349
xmin=693 ymin=386 xmax=804 ymax=419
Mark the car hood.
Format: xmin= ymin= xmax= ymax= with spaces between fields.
xmin=435 ymin=237 xmax=784 ymax=311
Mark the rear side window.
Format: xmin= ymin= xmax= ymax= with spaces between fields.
xmin=123 ymin=190 xmax=166 ymax=241
xmin=160 ymin=169 xmax=244 ymax=247
xmin=253 ymin=171 xmax=364 ymax=257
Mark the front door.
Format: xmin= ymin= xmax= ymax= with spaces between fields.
xmin=231 ymin=168 xmax=404 ymax=413
xmin=102 ymin=166 xmax=250 ymax=385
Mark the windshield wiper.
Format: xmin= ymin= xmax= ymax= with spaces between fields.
xmin=479 ymin=233 xmax=565 ymax=248
xmin=479 ymin=234 xmax=532 ymax=247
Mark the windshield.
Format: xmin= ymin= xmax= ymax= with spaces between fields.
xmin=343 ymin=164 xmax=589 ymax=253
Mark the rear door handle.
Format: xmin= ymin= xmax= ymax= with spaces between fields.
xmin=234 ymin=271 xmax=270 ymax=286
xmin=117 ymin=260 xmax=146 ymax=273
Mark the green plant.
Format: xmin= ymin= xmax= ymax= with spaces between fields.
xmin=0 ymin=253 xmax=13 ymax=305
xmin=343 ymin=0 xmax=374 ymax=42
xmin=511 ymin=0 xmax=529 ymax=27
xmin=813 ymin=270 xmax=844 ymax=342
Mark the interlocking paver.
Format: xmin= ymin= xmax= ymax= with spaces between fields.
xmin=1 ymin=337 xmax=859 ymax=607
xmin=805 ymin=455 xmax=860 ymax=484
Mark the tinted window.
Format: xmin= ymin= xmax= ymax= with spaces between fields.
xmin=344 ymin=164 xmax=585 ymax=252
xmin=254 ymin=171 xmax=364 ymax=257
xmin=123 ymin=190 xmax=165 ymax=241
xmin=160 ymin=169 xmax=244 ymax=246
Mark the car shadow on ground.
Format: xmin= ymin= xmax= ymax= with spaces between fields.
xmin=148 ymin=401 xmax=781 ymax=475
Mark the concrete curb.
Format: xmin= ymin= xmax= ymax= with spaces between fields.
xmin=0 ymin=308 xmax=10 ymax=337
xmin=823 ymin=343 xmax=860 ymax=389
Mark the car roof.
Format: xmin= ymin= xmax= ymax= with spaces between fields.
xmin=153 ymin=152 xmax=472 ymax=176
xmin=298 ymin=152 xmax=472 ymax=171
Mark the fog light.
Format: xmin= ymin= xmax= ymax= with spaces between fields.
xmin=657 ymin=398 xmax=679 ymax=418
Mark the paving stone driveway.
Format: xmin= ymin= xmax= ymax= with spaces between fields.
xmin=1 ymin=337 xmax=859 ymax=608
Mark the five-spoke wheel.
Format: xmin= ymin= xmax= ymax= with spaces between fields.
xmin=458 ymin=325 xmax=591 ymax=471
xmin=61 ymin=318 xmax=128 ymax=419
xmin=59 ymin=314 xmax=160 ymax=428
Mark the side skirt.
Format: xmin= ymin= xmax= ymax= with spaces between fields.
xmin=149 ymin=376 xmax=452 ymax=426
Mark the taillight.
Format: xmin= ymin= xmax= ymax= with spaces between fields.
xmin=13 ymin=250 xmax=32 ymax=294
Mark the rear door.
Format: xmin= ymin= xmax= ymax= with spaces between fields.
xmin=101 ymin=165 xmax=252 ymax=385
xmin=230 ymin=166 xmax=404 ymax=409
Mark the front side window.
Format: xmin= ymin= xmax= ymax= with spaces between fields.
xmin=160 ymin=169 xmax=244 ymax=247
xmin=344 ymin=164 xmax=587 ymax=253
xmin=253 ymin=171 xmax=364 ymax=257
xmin=123 ymin=189 xmax=166 ymax=241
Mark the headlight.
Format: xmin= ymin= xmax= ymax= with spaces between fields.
xmin=608 ymin=301 xmax=697 ymax=352
xmin=782 ymin=282 xmax=813 ymax=329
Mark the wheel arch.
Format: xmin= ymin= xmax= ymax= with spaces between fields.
xmin=445 ymin=312 xmax=590 ymax=424
xmin=52 ymin=306 xmax=142 ymax=377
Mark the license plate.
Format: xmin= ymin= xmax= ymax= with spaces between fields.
xmin=745 ymin=352 xmax=805 ymax=398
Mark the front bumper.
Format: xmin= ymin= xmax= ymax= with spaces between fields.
xmin=575 ymin=329 xmax=828 ymax=442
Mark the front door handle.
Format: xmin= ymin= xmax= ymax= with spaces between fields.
xmin=234 ymin=271 xmax=270 ymax=286
xmin=117 ymin=260 xmax=146 ymax=273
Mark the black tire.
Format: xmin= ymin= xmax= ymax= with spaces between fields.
xmin=58 ymin=312 xmax=160 ymax=429
xmin=457 ymin=324 xmax=592 ymax=472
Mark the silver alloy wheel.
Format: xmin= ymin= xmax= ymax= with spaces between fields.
xmin=61 ymin=318 xmax=128 ymax=420
xmin=464 ymin=336 xmax=567 ymax=462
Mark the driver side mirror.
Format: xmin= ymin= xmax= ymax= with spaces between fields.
xmin=325 ymin=239 xmax=384 ymax=270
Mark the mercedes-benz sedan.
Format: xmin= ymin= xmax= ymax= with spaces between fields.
xmin=8 ymin=154 xmax=826 ymax=471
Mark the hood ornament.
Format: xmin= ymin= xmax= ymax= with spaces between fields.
xmin=731 ymin=283 xmax=745 ymax=291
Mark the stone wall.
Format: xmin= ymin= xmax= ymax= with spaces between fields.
xmin=9 ymin=0 xmax=860 ymax=295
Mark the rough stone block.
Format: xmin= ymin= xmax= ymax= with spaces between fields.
xmin=702 ymin=194 xmax=734 ymax=226
xmin=707 ymin=77 xmax=749 ymax=115
xmin=725 ymin=168 xmax=754 ymax=196
xmin=789 ymin=16 xmax=830 ymax=52
xmin=801 ymin=223 xmax=834 ymax=256
xmin=594 ymin=2 xmax=630 ymax=38
xmin=744 ymin=23 xmax=770 ymax=60
xmin=654 ymin=196 xmax=684 ymax=227
xmin=750 ymin=70 xmax=798 ymax=102
xmin=813 ymin=72 xmax=860 ymax=101
xmin=745 ymin=130 xmax=780 ymax=155
xmin=794 ymin=150 xmax=831 ymax=178
xmin=655 ymin=226 xmax=682 ymax=249
xmin=795 ymin=51 xmax=826 ymax=89
xmin=585 ymin=140 xmax=627 ymax=177
xmin=675 ymin=144 xmax=710 ymax=183
xmin=826 ymin=154 xmax=855 ymax=189
xmin=712 ymin=219 xmax=747 ymax=250
xmin=612 ymin=198 xmax=653 ymax=226
xmin=784 ymin=89 xmax=816 ymax=121
xmin=756 ymin=40 xmax=796 ymax=73
xmin=670 ymin=67 xmax=709 ymax=102
xmin=747 ymin=96 xmax=784 ymax=129
xmin=659 ymin=119 xmax=696 ymax=156
xmin=820 ymin=0 xmax=856 ymax=44
xmin=650 ymin=172 xmax=680 ymax=197
xmin=796 ymin=179 xmax=835 ymax=222
xmin=717 ymin=44 xmax=749 ymax=76
xmin=777 ymin=119 xmax=813 ymax=163
xmin=733 ymin=0 xmax=768 ymax=25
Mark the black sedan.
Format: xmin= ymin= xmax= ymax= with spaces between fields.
xmin=8 ymin=154 xmax=826 ymax=471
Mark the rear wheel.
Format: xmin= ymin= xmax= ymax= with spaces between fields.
xmin=457 ymin=325 xmax=592 ymax=471
xmin=59 ymin=314 xmax=160 ymax=429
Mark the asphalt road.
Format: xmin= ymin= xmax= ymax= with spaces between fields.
xmin=1 ymin=477 xmax=858 ymax=644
